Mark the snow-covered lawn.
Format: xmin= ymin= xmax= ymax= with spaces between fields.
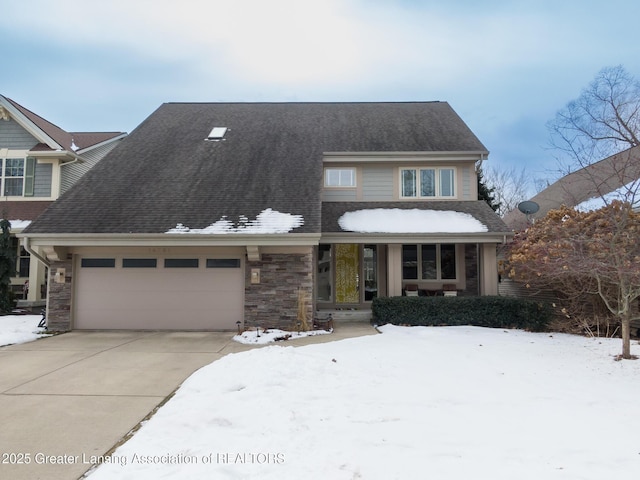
xmin=0 ymin=314 xmax=48 ymax=347
xmin=86 ymin=325 xmax=640 ymax=479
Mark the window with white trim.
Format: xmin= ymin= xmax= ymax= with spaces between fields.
xmin=400 ymin=167 xmax=455 ymax=198
xmin=325 ymin=168 xmax=356 ymax=187
xmin=402 ymin=244 xmax=457 ymax=280
xmin=1 ymin=157 xmax=35 ymax=197
xmin=2 ymin=158 xmax=24 ymax=196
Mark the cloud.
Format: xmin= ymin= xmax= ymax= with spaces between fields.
xmin=4 ymin=0 xmax=560 ymax=93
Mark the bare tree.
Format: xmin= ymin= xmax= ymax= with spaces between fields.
xmin=549 ymin=65 xmax=640 ymax=160
xmin=483 ymin=164 xmax=532 ymax=217
xmin=548 ymin=65 xmax=640 ymax=208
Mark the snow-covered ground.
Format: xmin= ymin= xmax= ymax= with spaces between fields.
xmin=233 ymin=327 xmax=332 ymax=345
xmin=87 ymin=325 xmax=640 ymax=480
xmin=0 ymin=314 xmax=48 ymax=346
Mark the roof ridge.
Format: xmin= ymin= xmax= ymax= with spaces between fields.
xmin=163 ymin=100 xmax=446 ymax=105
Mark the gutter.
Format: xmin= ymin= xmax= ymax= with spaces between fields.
xmin=20 ymin=232 xmax=323 ymax=248
xmin=22 ymin=236 xmax=50 ymax=267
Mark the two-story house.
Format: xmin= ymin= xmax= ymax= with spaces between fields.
xmin=21 ymin=102 xmax=511 ymax=331
xmin=0 ymin=95 xmax=126 ymax=308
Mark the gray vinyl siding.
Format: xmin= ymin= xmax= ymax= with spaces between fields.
xmin=60 ymin=139 xmax=122 ymax=194
xmin=322 ymin=189 xmax=357 ymax=201
xmin=461 ymin=165 xmax=471 ymax=200
xmin=0 ymin=119 xmax=38 ymax=149
xmin=34 ymin=162 xmax=52 ymax=197
xmin=362 ymin=166 xmax=394 ymax=200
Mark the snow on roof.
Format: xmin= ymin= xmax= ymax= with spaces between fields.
xmin=338 ymin=208 xmax=488 ymax=233
xmin=575 ymin=180 xmax=640 ymax=212
xmin=166 ymin=209 xmax=304 ymax=234
xmin=1 ymin=219 xmax=32 ymax=230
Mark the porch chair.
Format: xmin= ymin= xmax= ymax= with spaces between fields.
xmin=405 ymin=284 xmax=419 ymax=296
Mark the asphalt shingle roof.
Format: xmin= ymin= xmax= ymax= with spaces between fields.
xmin=25 ymin=102 xmax=489 ymax=235
xmin=4 ymin=96 xmax=124 ymax=152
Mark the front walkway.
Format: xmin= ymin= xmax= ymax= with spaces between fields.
xmin=0 ymin=323 xmax=376 ymax=480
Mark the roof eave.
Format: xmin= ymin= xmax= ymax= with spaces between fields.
xmin=18 ymin=232 xmax=322 ymax=247
xmin=76 ymin=133 xmax=128 ymax=154
xmin=323 ymin=151 xmax=490 ymax=162
xmin=320 ymin=231 xmax=513 ymax=244
xmin=28 ymin=150 xmax=84 ymax=163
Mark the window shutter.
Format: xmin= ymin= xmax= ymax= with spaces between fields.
xmin=24 ymin=157 xmax=36 ymax=196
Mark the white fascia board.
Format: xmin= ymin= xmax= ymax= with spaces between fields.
xmin=320 ymin=232 xmax=513 ymax=244
xmin=18 ymin=233 xmax=322 ymax=248
xmin=30 ymin=150 xmax=84 ymax=163
xmin=323 ymin=151 xmax=489 ymax=163
xmin=76 ymin=133 xmax=128 ymax=154
xmin=0 ymin=96 xmax=63 ymax=150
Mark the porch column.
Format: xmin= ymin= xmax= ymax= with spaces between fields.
xmin=387 ymin=244 xmax=403 ymax=297
xmin=27 ymin=256 xmax=47 ymax=302
xmin=480 ymin=243 xmax=498 ymax=296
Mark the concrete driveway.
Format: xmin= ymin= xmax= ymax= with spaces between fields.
xmin=0 ymin=330 xmax=254 ymax=480
xmin=0 ymin=323 xmax=376 ymax=480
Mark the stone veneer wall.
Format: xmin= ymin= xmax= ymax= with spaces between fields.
xmin=244 ymin=252 xmax=314 ymax=330
xmin=460 ymin=244 xmax=479 ymax=296
xmin=46 ymin=258 xmax=73 ymax=331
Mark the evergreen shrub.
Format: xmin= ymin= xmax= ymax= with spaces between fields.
xmin=371 ymin=296 xmax=551 ymax=332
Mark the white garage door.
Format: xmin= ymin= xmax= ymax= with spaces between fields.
xmin=75 ymin=256 xmax=244 ymax=330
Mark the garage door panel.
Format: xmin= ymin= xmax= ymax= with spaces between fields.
xmin=75 ymin=257 xmax=243 ymax=330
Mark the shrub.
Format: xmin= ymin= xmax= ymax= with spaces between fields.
xmin=371 ymin=296 xmax=551 ymax=332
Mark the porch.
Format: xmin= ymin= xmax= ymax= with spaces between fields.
xmin=315 ymin=241 xmax=500 ymax=311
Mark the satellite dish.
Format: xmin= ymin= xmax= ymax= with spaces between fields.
xmin=518 ymin=201 xmax=540 ymax=215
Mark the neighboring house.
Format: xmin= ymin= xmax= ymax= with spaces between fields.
xmin=503 ymin=145 xmax=640 ymax=230
xmin=0 ymin=95 xmax=126 ymax=308
xmin=500 ymin=145 xmax=640 ymax=321
xmin=21 ymin=102 xmax=512 ymax=331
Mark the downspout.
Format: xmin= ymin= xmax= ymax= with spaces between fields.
xmin=476 ymin=152 xmax=487 ymax=173
xmin=22 ymin=236 xmax=50 ymax=268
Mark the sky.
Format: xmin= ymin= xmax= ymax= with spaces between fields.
xmin=3 ymin=0 xmax=640 ymax=184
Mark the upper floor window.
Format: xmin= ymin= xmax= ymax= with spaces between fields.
xmin=1 ymin=157 xmax=35 ymax=197
xmin=3 ymin=158 xmax=24 ymax=196
xmin=400 ymin=167 xmax=455 ymax=198
xmin=325 ymin=168 xmax=356 ymax=187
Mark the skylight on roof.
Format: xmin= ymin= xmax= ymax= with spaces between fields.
xmin=206 ymin=127 xmax=227 ymax=141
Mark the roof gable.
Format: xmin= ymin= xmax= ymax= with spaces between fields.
xmin=0 ymin=95 xmax=125 ymax=152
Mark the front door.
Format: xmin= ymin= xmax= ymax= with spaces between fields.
xmin=335 ymin=244 xmax=359 ymax=304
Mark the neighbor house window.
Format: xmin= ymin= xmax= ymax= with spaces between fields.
xmin=1 ymin=157 xmax=35 ymax=197
xmin=2 ymin=158 xmax=24 ymax=196
xmin=325 ymin=168 xmax=356 ymax=187
xmin=10 ymin=236 xmax=30 ymax=277
xmin=402 ymin=244 xmax=457 ymax=280
xmin=400 ymin=167 xmax=455 ymax=198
